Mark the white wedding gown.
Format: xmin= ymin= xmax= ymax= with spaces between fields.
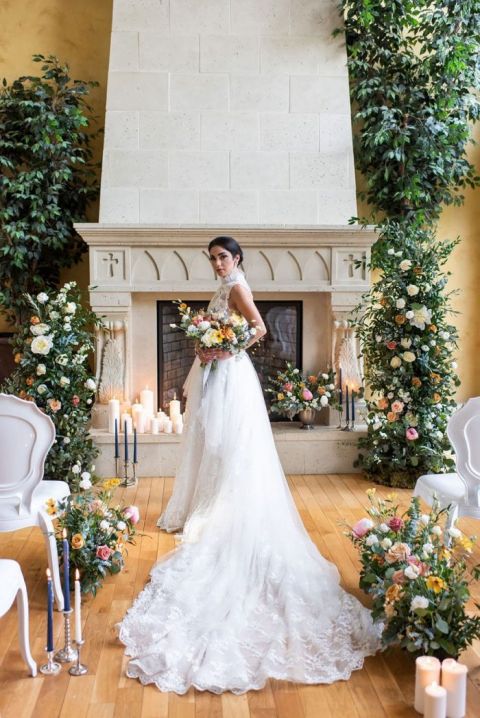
xmin=119 ymin=270 xmax=381 ymax=694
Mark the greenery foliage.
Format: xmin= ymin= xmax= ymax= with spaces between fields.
xmin=339 ymin=1 xmax=480 ymax=486
xmin=2 ymin=283 xmax=100 ymax=490
xmin=0 ymin=54 xmax=99 ymax=323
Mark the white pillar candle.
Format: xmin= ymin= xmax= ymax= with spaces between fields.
xmin=151 ymin=418 xmax=160 ymax=434
xmin=121 ymin=413 xmax=133 ymax=435
xmin=144 ymin=415 xmax=152 ymax=433
xmin=131 ymin=401 xmax=145 ymax=433
xmin=169 ymin=394 xmax=181 ymax=421
xmin=173 ymin=419 xmax=183 ymax=434
xmin=442 ymin=659 xmax=467 ymax=718
xmin=164 ymin=419 xmax=173 ymax=434
xmin=415 ymin=656 xmax=441 ymax=713
xmin=108 ymin=399 xmax=120 ymax=434
xmin=74 ymin=569 xmax=82 ymax=643
xmin=140 ymin=386 xmax=154 ymax=417
xmin=424 ymin=682 xmax=447 ymax=718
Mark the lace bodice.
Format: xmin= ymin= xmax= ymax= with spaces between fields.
xmin=207 ymin=269 xmax=251 ymax=314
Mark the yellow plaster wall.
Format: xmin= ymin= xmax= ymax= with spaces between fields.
xmin=0 ymin=1 xmax=478 ymax=399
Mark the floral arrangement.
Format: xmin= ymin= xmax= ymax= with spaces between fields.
xmin=347 ymin=489 xmax=480 ymax=658
xmin=355 ymin=223 xmax=460 ymax=487
xmin=170 ymin=300 xmax=257 ymax=368
xmin=266 ymin=362 xmax=338 ymax=419
xmin=2 ymin=282 xmax=101 ymax=490
xmin=49 ymin=479 xmax=140 ymax=595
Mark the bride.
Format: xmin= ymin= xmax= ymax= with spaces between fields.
xmin=119 ymin=236 xmax=381 ymax=694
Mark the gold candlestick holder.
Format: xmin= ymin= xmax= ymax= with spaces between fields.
xmin=40 ymin=649 xmax=61 ymax=675
xmin=54 ymin=608 xmax=78 ymax=663
xmin=69 ymin=639 xmax=88 ymax=676
xmin=121 ymin=459 xmax=136 ymax=487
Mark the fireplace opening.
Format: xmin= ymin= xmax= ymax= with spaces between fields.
xmin=157 ymin=300 xmax=303 ymax=416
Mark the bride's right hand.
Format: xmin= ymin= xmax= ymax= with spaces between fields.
xmin=196 ymin=347 xmax=216 ymax=363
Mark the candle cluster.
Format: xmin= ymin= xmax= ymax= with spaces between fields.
xmin=415 ymin=655 xmax=467 ymax=718
xmin=338 ymin=367 xmax=357 ymax=424
xmin=45 ymin=533 xmax=83 ymax=654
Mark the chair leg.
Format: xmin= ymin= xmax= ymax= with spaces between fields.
xmin=16 ymin=577 xmax=37 ymax=677
xmin=38 ymin=510 xmax=64 ymax=611
xmin=445 ymin=503 xmax=459 ymax=534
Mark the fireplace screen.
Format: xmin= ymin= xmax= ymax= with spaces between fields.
xmin=157 ymin=301 xmax=302 ymax=414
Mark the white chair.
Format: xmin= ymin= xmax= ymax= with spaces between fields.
xmin=414 ymin=397 xmax=480 ymax=529
xmin=0 ymin=559 xmax=37 ymax=676
xmin=0 ymin=393 xmax=70 ymax=610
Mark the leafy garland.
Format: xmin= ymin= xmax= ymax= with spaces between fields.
xmin=338 ymin=1 xmax=480 ymax=486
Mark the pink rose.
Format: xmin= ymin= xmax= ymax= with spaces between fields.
xmin=388 ymin=517 xmax=404 ymax=532
xmin=283 ymin=382 xmax=293 ymax=392
xmin=391 ymin=569 xmax=406 ymax=585
xmin=123 ymin=505 xmax=140 ymax=525
xmin=96 ymin=545 xmax=112 ymax=561
xmin=301 ymin=388 xmax=313 ymax=401
xmin=48 ymin=398 xmax=62 ymax=413
xmin=408 ymin=556 xmax=428 ymax=575
xmin=72 ymin=395 xmax=80 ymax=407
xmin=386 ymin=341 xmax=397 ymax=350
xmin=352 ymin=517 xmax=374 ymax=538
xmin=391 ymin=400 xmax=404 ymax=414
xmin=406 ymin=427 xmax=419 ymax=441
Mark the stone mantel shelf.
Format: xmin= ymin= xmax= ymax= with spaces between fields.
xmin=75 ymin=223 xmax=377 ymax=248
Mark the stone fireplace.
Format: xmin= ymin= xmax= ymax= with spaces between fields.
xmin=75 ymin=0 xmax=377 ymax=476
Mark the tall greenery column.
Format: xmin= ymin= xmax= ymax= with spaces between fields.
xmin=338 ymin=1 xmax=480 ymax=486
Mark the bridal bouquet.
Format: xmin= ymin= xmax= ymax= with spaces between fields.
xmin=346 ymin=490 xmax=480 ymax=658
xmin=266 ymin=362 xmax=338 ymax=419
xmin=170 ymin=300 xmax=257 ymax=367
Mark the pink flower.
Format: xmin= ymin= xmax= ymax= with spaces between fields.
xmin=408 ymin=556 xmax=428 ymax=575
xmin=352 ymin=517 xmax=374 ymax=538
xmin=391 ymin=400 xmax=404 ymax=414
xmin=388 ymin=517 xmax=404 ymax=532
xmin=47 ymin=398 xmax=62 ymax=413
xmin=406 ymin=427 xmax=419 ymax=441
xmin=123 ymin=505 xmax=140 ymax=525
xmin=301 ymin=388 xmax=313 ymax=401
xmin=392 ymin=569 xmax=406 ymax=585
xmin=283 ymin=382 xmax=293 ymax=392
xmin=96 ymin=545 xmax=112 ymax=561
xmin=386 ymin=341 xmax=397 ymax=350
xmin=72 ymin=395 xmax=80 ymax=407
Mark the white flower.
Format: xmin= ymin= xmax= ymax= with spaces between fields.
xmin=49 ymin=310 xmax=60 ymax=319
xmin=37 ymin=384 xmax=48 ymax=395
xmin=381 ymin=538 xmax=392 ymax=550
xmin=421 ymin=345 xmax=430 ymax=352
xmin=431 ymin=526 xmax=442 ymax=536
xmin=198 ymin=320 xmax=211 ymax=331
xmin=293 ymin=368 xmax=300 ymax=374
xmin=56 ymin=354 xmax=69 ymax=366
xmin=430 ymin=340 xmax=436 ymax=346
xmin=410 ymin=596 xmax=429 ymax=611
xmin=379 ymin=523 xmax=390 ymax=533
xmin=71 ymin=465 xmax=81 ymax=475
xmin=407 ymin=284 xmax=420 ymax=296
xmin=201 ymin=327 xmax=223 ymax=347
xmin=79 ymin=477 xmax=92 ymax=490
xmin=100 ymin=520 xmax=110 ymax=531
xmin=320 ymin=395 xmax=328 ymax=407
xmin=404 ymin=564 xmax=420 ymax=580
xmin=63 ymin=437 xmax=70 ymax=444
xmin=322 ymin=373 xmax=329 ymax=380
xmin=64 ymin=302 xmax=76 ymax=314
xmin=55 ymin=293 xmax=66 ymax=305
xmin=448 ymin=527 xmax=461 ymax=539
xmin=405 ymin=310 xmax=415 ymax=319
xmin=59 ymin=376 xmax=70 ymax=387
xmin=117 ymin=521 xmax=126 ymax=531
xmin=81 ymin=471 xmax=91 ymax=481
xmin=387 ymin=391 xmax=394 ymax=398
xmin=64 ymin=323 xmax=72 ymax=331
xmin=31 ymin=335 xmax=53 ymax=355
xmin=402 ymin=351 xmax=416 ymax=363
xmin=84 ymin=378 xmax=96 ymax=391
xmin=36 ymin=363 xmax=46 ymax=375
xmin=87 ymin=399 xmax=92 ymax=405
xmin=390 ymin=356 xmax=402 ymax=369
xmin=387 ymin=248 xmax=395 ymax=255
xmin=396 ymin=298 xmax=406 ymax=309
xmin=37 ymin=292 xmax=49 ymax=303
xmin=409 ymin=304 xmax=432 ymax=330
xmin=169 ymin=323 xmax=176 ymax=328
xmin=31 ymin=323 xmax=50 ymax=336
xmin=399 ymin=259 xmax=412 ymax=271
xmin=186 ymin=325 xmax=196 ymax=333
xmin=422 ymin=542 xmax=434 ymax=555
xmin=400 ymin=338 xmax=412 ymax=349
xmin=451 ymin=361 xmax=458 ymax=369
xmin=366 ymin=534 xmax=379 ymax=546
xmin=375 ymin=334 xmax=383 ymax=343
xmin=327 ymin=383 xmax=335 ymax=391
xmin=420 ymin=514 xmax=430 ymax=525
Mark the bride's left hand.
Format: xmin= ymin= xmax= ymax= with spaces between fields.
xmin=212 ymin=349 xmax=233 ymax=360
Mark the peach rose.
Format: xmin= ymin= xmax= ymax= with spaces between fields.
xmin=377 ymin=397 xmax=389 ymax=410
xmin=395 ymin=314 xmax=406 ymax=325
xmin=385 ymin=584 xmax=402 ymax=602
xmin=71 ymin=533 xmax=85 ymax=550
xmin=30 ymin=315 xmax=40 ymax=325
xmin=411 ymin=377 xmax=422 ymax=388
xmin=48 ymin=398 xmax=62 ymax=413
xmin=385 ymin=542 xmax=411 ymax=564
xmin=387 ymin=411 xmax=398 ymax=422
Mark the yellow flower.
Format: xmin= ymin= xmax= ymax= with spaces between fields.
xmin=45 ymin=498 xmax=58 ymax=516
xmin=386 ymin=492 xmax=398 ymax=502
xmin=454 ymin=536 xmax=474 ymax=553
xmin=103 ymin=478 xmax=121 ymax=490
xmin=385 ymin=584 xmax=402 ymax=603
xmin=426 ymin=575 xmax=447 ymax=593
xmin=71 ymin=533 xmax=85 ymax=550
xmin=179 ymin=303 xmax=187 ymax=310
xmin=277 ymin=392 xmax=285 ymax=401
xmin=14 ymin=352 xmax=23 ymax=363
xmin=366 ymin=488 xmax=376 ymax=498
xmin=439 ymin=547 xmax=452 ymax=562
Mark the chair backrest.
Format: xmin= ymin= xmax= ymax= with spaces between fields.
xmin=0 ymin=393 xmax=55 ymax=513
xmin=447 ymin=397 xmax=480 ymax=507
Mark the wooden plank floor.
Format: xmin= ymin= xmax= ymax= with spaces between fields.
xmin=1 ymin=475 xmax=479 ymax=718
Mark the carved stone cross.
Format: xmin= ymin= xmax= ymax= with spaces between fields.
xmin=103 ymin=252 xmax=119 ymax=278
xmin=343 ymin=253 xmax=356 ymax=278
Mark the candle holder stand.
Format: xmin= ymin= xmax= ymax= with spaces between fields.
xmin=39 ymin=649 xmax=61 ymax=675
xmin=54 ymin=609 xmax=78 ymax=663
xmin=114 ymin=457 xmax=120 ymax=479
xmin=121 ymin=459 xmax=137 ymax=487
xmin=336 ymin=407 xmax=343 ymax=430
xmin=68 ymin=640 xmax=88 ymax=676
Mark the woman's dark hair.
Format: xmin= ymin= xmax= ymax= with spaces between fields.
xmin=208 ymin=236 xmax=244 ymax=264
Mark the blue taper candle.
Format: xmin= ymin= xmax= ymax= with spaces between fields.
xmin=345 ymin=384 xmax=350 ymax=422
xmin=133 ymin=427 xmax=138 ymax=464
xmin=124 ymin=420 xmax=129 ymax=461
xmin=46 ymin=569 xmax=54 ymax=651
xmin=114 ymin=418 xmax=119 ymax=459
xmin=338 ymin=367 xmax=343 ymax=409
xmin=62 ymin=529 xmax=70 ymax=611
xmin=351 ymin=390 xmax=355 ymax=422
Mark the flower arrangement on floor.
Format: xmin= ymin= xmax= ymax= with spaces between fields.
xmin=2 ymin=282 xmax=101 ymax=490
xmin=170 ymin=299 xmax=258 ymax=368
xmin=48 ymin=479 xmax=140 ymax=595
xmin=266 ymin=362 xmax=338 ymax=419
xmin=347 ymin=490 xmax=480 ymax=659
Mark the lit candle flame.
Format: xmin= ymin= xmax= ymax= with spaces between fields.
xmin=75 ymin=568 xmax=80 ymax=580
xmin=46 ymin=568 xmax=51 ymax=579
xmin=62 ymin=528 xmax=67 ymax=539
